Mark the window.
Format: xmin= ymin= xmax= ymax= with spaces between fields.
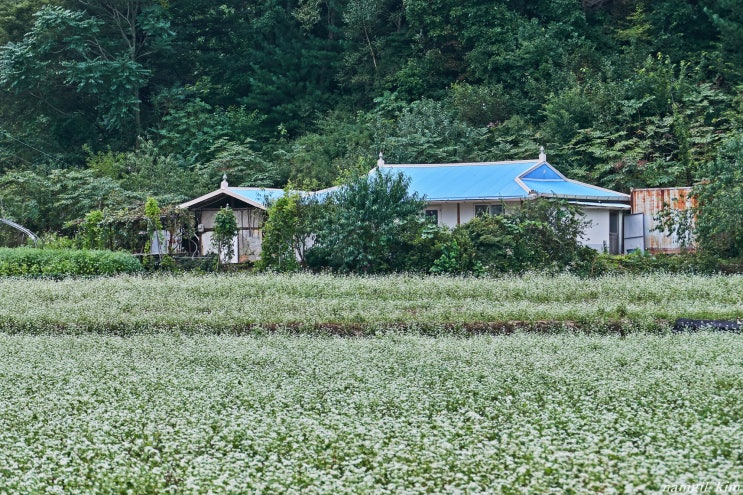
xmin=424 ymin=209 xmax=439 ymax=224
xmin=475 ymin=204 xmax=504 ymax=216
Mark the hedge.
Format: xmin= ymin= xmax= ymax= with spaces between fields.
xmin=0 ymin=248 xmax=142 ymax=277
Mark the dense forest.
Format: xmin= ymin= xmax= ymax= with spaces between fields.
xmin=0 ymin=0 xmax=741 ymax=239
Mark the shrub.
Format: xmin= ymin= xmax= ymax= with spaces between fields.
xmin=587 ymin=251 xmax=724 ymax=275
xmin=0 ymin=248 xmax=142 ymax=277
xmin=456 ymin=199 xmax=589 ymax=274
xmin=212 ymin=207 xmax=238 ymax=270
xmin=310 ymin=169 xmax=426 ymax=273
xmin=256 ymin=191 xmax=322 ymax=272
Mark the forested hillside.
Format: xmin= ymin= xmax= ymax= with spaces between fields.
xmin=0 ymin=0 xmax=741 ymax=236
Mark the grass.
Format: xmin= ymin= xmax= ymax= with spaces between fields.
xmin=1 ymin=272 xmax=741 ymax=334
xmin=0 ymin=332 xmax=740 ymax=494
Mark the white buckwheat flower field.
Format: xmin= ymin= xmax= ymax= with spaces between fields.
xmin=0 ymin=273 xmax=741 ymax=493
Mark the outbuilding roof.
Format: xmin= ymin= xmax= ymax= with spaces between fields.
xmin=178 ymin=186 xmax=287 ymax=210
xmin=376 ymin=160 xmax=629 ymax=202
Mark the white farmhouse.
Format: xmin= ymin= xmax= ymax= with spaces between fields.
xmin=179 ymin=152 xmax=632 ymax=260
xmin=375 ymin=150 xmax=630 ymax=254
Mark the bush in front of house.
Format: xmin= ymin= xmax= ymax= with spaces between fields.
xmin=0 ymin=247 xmax=142 ymax=277
xmin=450 ymin=199 xmax=592 ymax=275
xmin=584 ymin=251 xmax=728 ymax=276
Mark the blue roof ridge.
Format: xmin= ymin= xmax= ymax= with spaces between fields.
xmin=229 ymin=186 xmax=285 ymax=192
xmin=378 ymin=160 xmax=539 ymax=168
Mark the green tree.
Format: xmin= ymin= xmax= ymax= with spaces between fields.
xmin=212 ymin=206 xmax=238 ymax=269
xmin=78 ymin=209 xmax=105 ymax=250
xmin=96 ymin=140 xmax=198 ymax=203
xmin=693 ymin=134 xmax=743 ymax=259
xmin=0 ymin=168 xmax=126 ymax=233
xmin=310 ymin=169 xmax=426 ymax=273
xmin=375 ymin=98 xmax=486 ymax=164
xmin=0 ymin=2 xmax=173 ymax=149
xmin=705 ymin=0 xmax=743 ymax=83
xmin=0 ymin=0 xmax=51 ymax=44
xmin=199 ymin=139 xmax=280 ymax=190
xmin=256 ymin=191 xmax=321 ymax=272
xmin=167 ymin=0 xmax=342 ymax=137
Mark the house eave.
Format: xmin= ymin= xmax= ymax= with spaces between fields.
xmin=535 ymin=192 xmax=631 ymax=202
xmin=178 ymin=189 xmax=267 ymax=210
xmin=425 ymin=196 xmax=528 ymax=202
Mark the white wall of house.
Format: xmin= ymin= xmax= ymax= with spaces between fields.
xmin=427 ymin=201 xmax=625 ymax=254
xmin=200 ymin=231 xmax=239 ymax=263
xmin=427 ymin=201 xmax=519 ymax=228
xmin=581 ymin=209 xmax=610 ymax=251
xmin=581 ymin=208 xmax=624 ymax=253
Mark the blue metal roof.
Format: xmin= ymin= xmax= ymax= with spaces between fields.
xmin=181 ymin=161 xmax=629 ymax=211
xmin=230 ymin=188 xmax=287 ymax=206
xmin=520 ymin=179 xmax=627 ymax=200
xmin=521 ymin=163 xmax=562 ymax=180
xmin=378 ymin=161 xmax=539 ymax=201
xmin=378 ymin=161 xmax=629 ymax=202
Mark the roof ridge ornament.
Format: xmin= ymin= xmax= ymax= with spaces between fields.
xmin=220 ymin=173 xmax=228 ymax=189
xmin=377 ymin=151 xmax=385 ymax=166
xmin=539 ymin=146 xmax=546 ymax=162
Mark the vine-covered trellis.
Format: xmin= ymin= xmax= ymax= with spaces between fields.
xmin=65 ymin=203 xmax=195 ymax=255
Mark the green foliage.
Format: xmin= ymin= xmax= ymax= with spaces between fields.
xmin=449 ymin=82 xmax=512 ymax=128
xmin=212 ymin=206 xmax=238 ymax=269
xmin=78 ymin=210 xmax=105 ymax=250
xmin=199 ymin=139 xmax=279 ymax=189
xmin=429 ymin=238 xmax=484 ymax=276
xmin=693 ymin=134 xmax=743 ymax=259
xmin=456 ymin=199 xmax=590 ymax=274
xmin=1 ymin=0 xmax=741 ymax=252
xmin=376 ymin=98 xmax=486 ymax=164
xmin=80 ymin=202 xmax=194 ymax=256
xmin=152 ymin=87 xmax=267 ymax=160
xmin=705 ymin=0 xmax=743 ymax=81
xmin=654 ymin=200 xmax=696 ymax=252
xmin=310 ymin=169 xmax=426 ymax=273
xmin=0 ymin=2 xmax=174 ymax=146
xmin=257 ymin=191 xmax=321 ymax=272
xmin=0 ymin=247 xmax=142 ymax=277
xmin=273 ymin=111 xmax=374 ymax=188
xmin=561 ymin=56 xmax=733 ymax=190
xmin=485 ymin=116 xmax=541 ymax=161
xmin=588 ymin=251 xmax=722 ymax=276
xmin=37 ymin=232 xmax=75 ymax=250
xmin=0 ymin=168 xmax=127 ymax=233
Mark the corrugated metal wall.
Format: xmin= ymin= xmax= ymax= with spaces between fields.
xmin=630 ymin=187 xmax=697 ymax=253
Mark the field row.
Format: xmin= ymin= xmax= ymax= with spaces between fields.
xmin=0 ymin=333 xmax=740 ymax=494
xmin=1 ymin=273 xmax=741 ymax=334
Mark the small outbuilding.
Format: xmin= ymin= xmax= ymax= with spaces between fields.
xmin=178 ymin=176 xmax=286 ymax=262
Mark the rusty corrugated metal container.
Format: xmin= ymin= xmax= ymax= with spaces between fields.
xmin=630 ymin=187 xmax=697 ymax=253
